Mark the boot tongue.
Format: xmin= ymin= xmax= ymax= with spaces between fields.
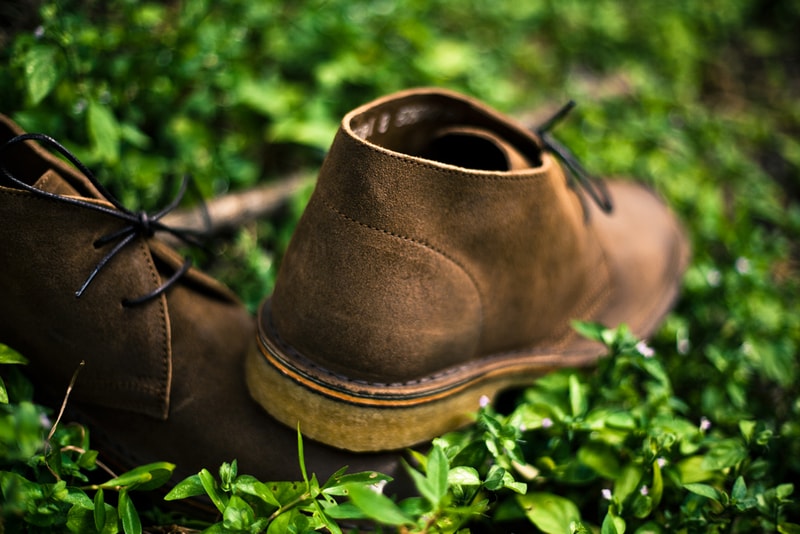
xmin=31 ymin=169 xmax=83 ymax=197
xmin=422 ymin=126 xmax=534 ymax=171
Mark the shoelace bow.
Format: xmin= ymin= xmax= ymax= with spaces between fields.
xmin=535 ymin=100 xmax=614 ymax=220
xmin=0 ymin=132 xmax=204 ymax=307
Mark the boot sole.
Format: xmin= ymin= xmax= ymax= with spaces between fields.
xmin=246 ymin=302 xmax=602 ymax=452
xmin=248 ymin=210 xmax=690 ymax=453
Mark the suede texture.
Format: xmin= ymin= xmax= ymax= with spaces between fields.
xmin=0 ymin=114 xmax=410 ymax=489
xmin=269 ymin=88 xmax=689 ymax=385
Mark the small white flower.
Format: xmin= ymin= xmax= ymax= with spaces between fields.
xmin=657 ymin=457 xmax=667 ymax=468
xmin=369 ymin=479 xmax=388 ymax=494
xmin=479 ymin=395 xmax=491 ymax=408
xmin=541 ymin=417 xmax=553 ymax=429
xmin=602 ymin=488 xmax=612 ymax=500
xmin=636 ymin=341 xmax=655 ymax=358
xmin=640 ymin=485 xmax=649 ymax=496
xmin=700 ymin=417 xmax=711 ymax=431
xmin=73 ymin=99 xmax=87 ymax=114
xmin=519 ymin=423 xmax=527 ymax=432
xmin=34 ymin=25 xmax=45 ymax=39
xmin=39 ymin=412 xmax=52 ymax=429
xmin=706 ymin=269 xmax=721 ymax=287
xmin=735 ymin=257 xmax=751 ymax=275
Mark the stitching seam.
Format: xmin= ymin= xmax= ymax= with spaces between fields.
xmin=322 ymin=196 xmax=486 ymax=336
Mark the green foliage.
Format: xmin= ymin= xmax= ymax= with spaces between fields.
xmin=0 ymin=356 xmax=174 ymax=533
xmin=1 ymin=0 xmax=799 ymax=532
xmin=5 ymin=324 xmax=796 ymax=532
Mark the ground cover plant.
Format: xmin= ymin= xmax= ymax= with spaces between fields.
xmin=1 ymin=0 xmax=799 ymax=531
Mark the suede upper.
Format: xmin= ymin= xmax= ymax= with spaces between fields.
xmin=0 ymin=114 xmax=410 ymax=486
xmin=269 ymin=88 xmax=683 ymax=384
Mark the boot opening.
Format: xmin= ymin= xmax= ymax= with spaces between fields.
xmin=419 ymin=130 xmax=512 ymax=171
xmin=347 ymin=90 xmax=544 ymax=168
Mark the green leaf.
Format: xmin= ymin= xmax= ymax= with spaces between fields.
xmin=0 ymin=377 xmax=7 ymax=404
xmin=615 ymin=464 xmax=643 ymax=503
xmin=701 ymin=438 xmax=747 ymax=470
xmin=219 ymin=460 xmax=237 ymax=491
xmin=269 ymin=481 xmax=308 ymax=506
xmin=199 ymin=468 xmax=228 ymax=512
xmin=94 ymin=488 xmax=106 ymax=532
xmin=633 ymin=521 xmax=664 ymax=533
xmin=601 ymin=508 xmax=626 ymax=534
xmin=517 ymin=492 xmax=582 ymax=534
xmin=631 ymin=493 xmax=653 ymax=519
xmin=683 ymin=483 xmax=723 ymax=503
xmin=267 ymin=508 xmax=315 ymax=534
xmin=87 ymin=101 xmax=121 ymax=164
xmin=484 ymin=464 xmax=527 ymax=494
xmin=405 ymin=461 xmax=437 ymax=505
xmin=677 ymin=455 xmax=715 ymax=484
xmin=504 ymin=477 xmax=528 ymax=495
xmin=448 ymin=466 xmax=481 ymax=487
xmin=484 ymin=465 xmax=507 ymax=491
xmin=118 ymin=489 xmax=142 ymax=534
xmin=63 ymin=487 xmax=94 ymax=508
xmin=344 ymin=484 xmax=414 ymax=527
xmin=66 ymin=504 xmax=98 ymax=534
xmin=222 ymin=494 xmax=255 ymax=531
xmin=266 ymin=509 xmax=293 ymax=534
xmin=233 ymin=474 xmax=281 ymax=507
xmin=426 ymin=445 xmax=449 ymax=506
xmin=578 ymin=442 xmax=621 ymax=479
xmin=650 ymin=459 xmax=663 ymax=507
xmin=731 ymin=476 xmax=747 ymax=501
xmin=325 ymin=502 xmax=369 ymax=521
xmin=776 ymin=483 xmax=795 ymax=501
xmin=23 ymin=45 xmax=61 ymax=105
xmin=315 ymin=500 xmax=343 ymax=534
xmin=297 ymin=424 xmax=308 ymax=484
xmin=164 ymin=474 xmax=205 ymax=501
xmin=571 ymin=320 xmax=607 ymax=343
xmin=119 ymin=123 xmax=151 ymax=149
xmin=78 ymin=448 xmax=100 ymax=470
xmin=569 ymin=374 xmax=587 ymax=417
xmin=101 ymin=462 xmax=174 ymax=491
xmin=605 ymin=411 xmax=637 ymax=430
xmin=235 ymin=76 xmax=297 ymax=118
xmin=322 ymin=470 xmax=392 ymax=497
xmin=738 ymin=420 xmax=757 ymax=443
xmin=0 ymin=344 xmax=28 ymax=365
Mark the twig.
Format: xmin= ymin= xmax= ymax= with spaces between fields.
xmin=160 ymin=172 xmax=310 ymax=245
xmin=47 ymin=360 xmax=84 ymax=442
xmin=59 ymin=445 xmax=118 ymax=479
xmin=44 ymin=360 xmax=85 ymax=480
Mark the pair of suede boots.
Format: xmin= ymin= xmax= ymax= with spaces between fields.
xmin=0 ymin=88 xmax=689 ymax=491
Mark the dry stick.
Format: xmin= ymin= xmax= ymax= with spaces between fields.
xmin=47 ymin=361 xmax=84 ymax=444
xmin=160 ymin=172 xmax=310 ymax=245
xmin=45 ymin=360 xmax=85 ymax=480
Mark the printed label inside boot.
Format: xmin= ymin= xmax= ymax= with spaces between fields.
xmin=352 ymin=103 xmax=445 ymax=141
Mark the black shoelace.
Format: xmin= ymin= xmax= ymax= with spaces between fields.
xmin=536 ymin=101 xmax=614 ymax=220
xmin=0 ymin=132 xmax=204 ymax=307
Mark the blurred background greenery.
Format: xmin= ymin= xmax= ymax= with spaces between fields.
xmin=1 ymin=0 xmax=799 ymax=529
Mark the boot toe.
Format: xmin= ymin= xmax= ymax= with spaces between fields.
xmin=590 ymin=179 xmax=691 ymax=338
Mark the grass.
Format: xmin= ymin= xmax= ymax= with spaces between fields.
xmin=1 ymin=0 xmax=799 ymax=532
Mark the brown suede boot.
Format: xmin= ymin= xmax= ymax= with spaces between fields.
xmin=248 ymin=88 xmax=690 ymax=452
xmin=0 ymin=115 xmax=405 ymax=491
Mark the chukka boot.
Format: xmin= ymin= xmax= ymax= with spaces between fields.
xmin=248 ymin=88 xmax=690 ymax=452
xmin=0 ymin=115 xmax=406 ymax=492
